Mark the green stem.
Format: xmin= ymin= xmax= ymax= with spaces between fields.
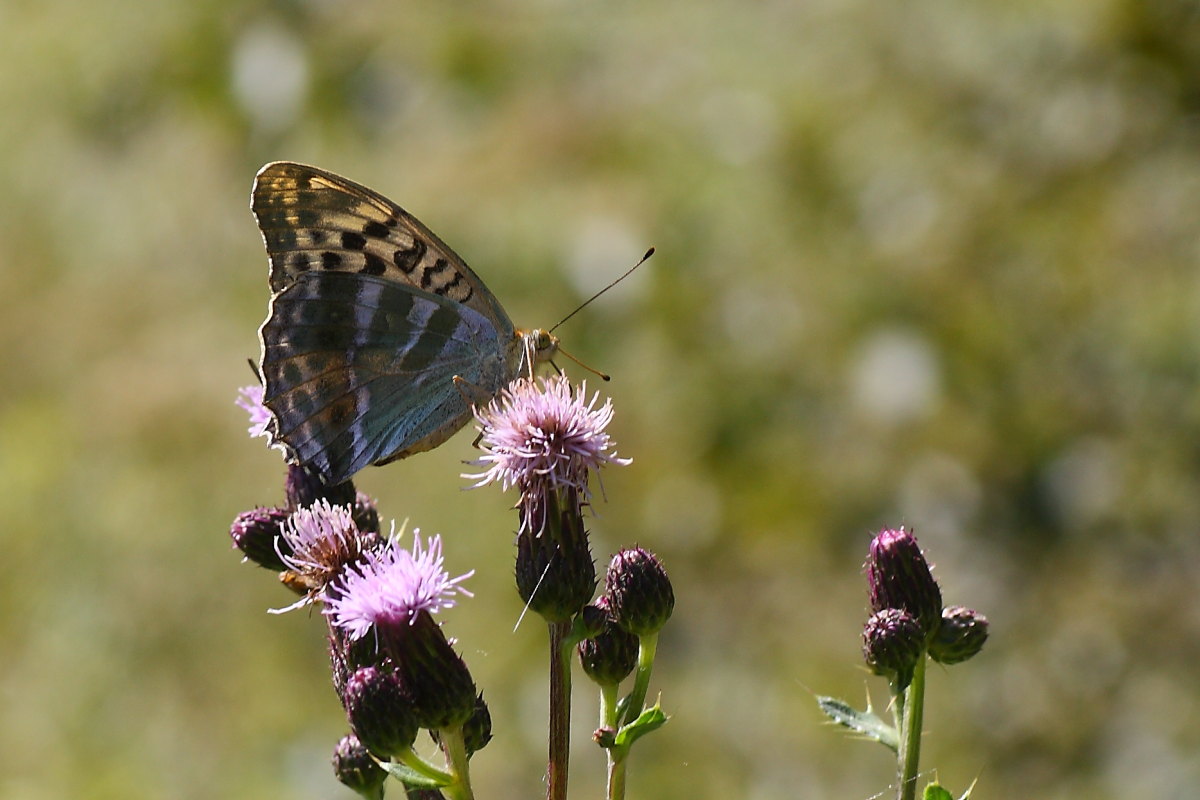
xmin=896 ymin=657 xmax=927 ymax=800
xmin=600 ymin=682 xmax=620 ymax=728
xmin=437 ymin=727 xmax=475 ymax=800
xmin=393 ymin=747 xmax=454 ymax=787
xmin=621 ymin=632 xmax=659 ymax=727
xmin=607 ymin=748 xmax=628 ymax=800
xmin=599 ymin=682 xmax=625 ymax=800
xmin=547 ymin=619 xmax=573 ymax=800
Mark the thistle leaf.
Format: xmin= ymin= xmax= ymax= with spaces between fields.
xmin=815 ymin=695 xmax=899 ymax=752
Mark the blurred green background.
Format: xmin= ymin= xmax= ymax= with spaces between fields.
xmin=3 ymin=1 xmax=1199 ymax=798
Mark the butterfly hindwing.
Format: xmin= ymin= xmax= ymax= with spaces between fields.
xmin=260 ymin=270 xmax=517 ymax=484
xmin=252 ymin=161 xmax=514 ymax=331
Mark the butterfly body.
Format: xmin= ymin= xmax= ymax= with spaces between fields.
xmin=253 ymin=162 xmax=557 ymax=485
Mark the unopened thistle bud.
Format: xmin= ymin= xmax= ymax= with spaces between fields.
xmin=865 ymin=528 xmax=942 ymax=637
xmin=431 ymin=692 xmax=493 ymax=756
xmin=578 ymin=600 xmax=639 ymax=686
xmin=929 ymin=605 xmax=989 ymax=665
xmin=381 ymin=612 xmax=477 ymax=730
xmin=285 ymin=463 xmax=357 ymax=511
xmin=230 ymin=507 xmax=291 ymax=570
xmin=342 ymin=666 xmax=419 ymax=759
xmin=605 ymin=547 xmax=675 ymax=637
xmin=329 ymin=628 xmax=381 ymax=703
xmin=332 ymin=732 xmax=387 ymax=799
xmin=863 ymin=608 xmax=925 ymax=686
xmin=578 ymin=601 xmax=609 ymax=640
xmin=351 ymin=491 xmax=381 ymax=535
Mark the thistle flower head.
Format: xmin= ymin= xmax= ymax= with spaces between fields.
xmin=236 ymin=384 xmax=272 ymax=439
xmin=275 ymin=500 xmax=381 ymax=601
xmin=324 ymin=530 xmax=474 ymax=642
xmin=465 ymin=375 xmax=630 ymax=527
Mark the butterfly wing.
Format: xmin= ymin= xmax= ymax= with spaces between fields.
xmin=252 ymin=161 xmax=514 ymax=332
xmin=252 ymin=162 xmax=527 ymax=484
xmin=260 ymin=270 xmax=521 ymax=485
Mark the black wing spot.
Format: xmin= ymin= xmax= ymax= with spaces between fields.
xmin=290 ymin=252 xmax=310 ymax=272
xmin=363 ymin=220 xmax=390 ymax=239
xmin=393 ymin=239 xmax=427 ymax=274
xmin=322 ymin=251 xmax=344 ymax=269
xmin=361 ymin=253 xmax=387 ymax=276
xmin=309 ymin=230 xmax=325 ymax=245
xmin=341 ymin=231 xmax=367 ymax=251
xmin=420 ymin=257 xmax=450 ymax=290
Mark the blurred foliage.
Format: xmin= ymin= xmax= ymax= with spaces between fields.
xmin=2 ymin=0 xmax=1200 ymax=798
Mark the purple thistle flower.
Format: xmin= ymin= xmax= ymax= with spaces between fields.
xmin=464 ymin=374 xmax=630 ymax=528
xmin=235 ymin=384 xmax=272 ymax=439
xmin=324 ymin=531 xmax=474 ymax=642
xmin=268 ymin=500 xmax=383 ymax=608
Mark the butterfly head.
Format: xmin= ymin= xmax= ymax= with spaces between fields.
xmin=518 ymin=328 xmax=560 ymax=377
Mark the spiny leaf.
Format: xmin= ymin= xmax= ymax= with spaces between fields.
xmin=815 ymin=695 xmax=899 ymax=752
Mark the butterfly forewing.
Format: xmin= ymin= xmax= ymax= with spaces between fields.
xmin=252 ymin=162 xmax=513 ymax=330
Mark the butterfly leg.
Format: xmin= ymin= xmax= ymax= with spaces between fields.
xmin=453 ymin=375 xmax=497 ymax=449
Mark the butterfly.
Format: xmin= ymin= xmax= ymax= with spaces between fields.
xmin=252 ymin=161 xmax=559 ymax=486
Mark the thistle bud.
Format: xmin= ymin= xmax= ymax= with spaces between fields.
xmin=578 ymin=601 xmax=609 ymax=640
xmin=578 ymin=602 xmax=639 ymax=686
xmin=329 ymin=629 xmax=381 ymax=703
xmin=285 ymin=463 xmax=357 ymax=510
xmin=342 ymin=666 xmax=418 ymax=759
xmin=865 ymin=528 xmax=942 ymax=637
xmin=381 ymin=612 xmax=477 ymax=731
xmin=863 ymin=608 xmax=925 ymax=686
xmin=352 ymin=491 xmax=381 ymax=535
xmin=431 ymin=692 xmax=493 ymax=756
xmin=929 ymin=605 xmax=989 ymax=665
xmin=332 ymin=733 xmax=387 ymax=799
xmin=605 ymin=547 xmax=675 ymax=637
xmin=514 ymin=488 xmax=596 ymax=622
xmin=462 ymin=692 xmax=494 ymax=755
xmin=230 ymin=506 xmax=290 ymax=570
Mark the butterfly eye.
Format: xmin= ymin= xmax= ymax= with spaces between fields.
xmin=537 ymin=330 xmax=559 ymax=357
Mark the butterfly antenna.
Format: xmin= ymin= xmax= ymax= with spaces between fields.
xmin=549 ymin=247 xmax=654 ymax=334
xmin=247 ymin=358 xmax=263 ymax=384
xmin=553 ymin=347 xmax=611 ymax=382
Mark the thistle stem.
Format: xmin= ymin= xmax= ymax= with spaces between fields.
xmin=599 ymin=682 xmax=626 ymax=800
xmin=896 ymin=656 xmax=927 ymax=800
xmin=547 ymin=619 xmax=572 ymax=800
xmin=621 ymin=632 xmax=658 ymax=727
xmin=607 ymin=748 xmax=628 ymax=800
xmin=436 ymin=727 xmax=475 ymax=800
